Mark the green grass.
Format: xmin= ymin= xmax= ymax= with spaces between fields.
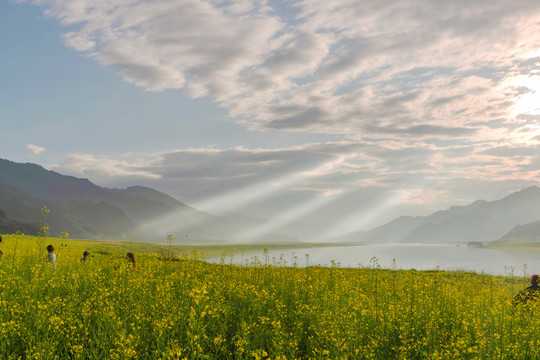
xmin=0 ymin=234 xmax=539 ymax=359
xmin=487 ymin=237 xmax=540 ymax=250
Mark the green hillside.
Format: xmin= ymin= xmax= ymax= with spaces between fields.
xmin=0 ymin=158 xmax=243 ymax=242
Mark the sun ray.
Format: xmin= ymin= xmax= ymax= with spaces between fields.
xmin=322 ymin=181 xmax=426 ymax=240
xmin=138 ymin=155 xmax=353 ymax=239
xmin=234 ymin=190 xmax=344 ymax=242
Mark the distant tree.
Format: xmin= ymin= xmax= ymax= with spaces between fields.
xmin=467 ymin=241 xmax=484 ymax=247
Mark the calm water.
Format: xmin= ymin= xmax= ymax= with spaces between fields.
xmin=208 ymin=244 xmax=540 ymax=276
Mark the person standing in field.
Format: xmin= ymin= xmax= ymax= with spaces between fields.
xmin=514 ymin=274 xmax=540 ymax=305
xmin=126 ymin=252 xmax=137 ymax=269
xmin=47 ymin=244 xmax=56 ymax=269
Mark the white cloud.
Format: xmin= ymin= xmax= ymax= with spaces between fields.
xmin=29 ymin=0 xmax=540 ymax=141
xmin=52 ymin=153 xmax=161 ymax=183
xmin=23 ymin=0 xmax=540 ymax=233
xmin=26 ymin=144 xmax=47 ymax=154
xmin=62 ymin=31 xmax=95 ymax=51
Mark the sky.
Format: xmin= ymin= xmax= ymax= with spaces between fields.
xmin=2 ymin=0 xmax=540 ymax=240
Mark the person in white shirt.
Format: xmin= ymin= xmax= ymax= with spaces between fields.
xmin=46 ymin=244 xmax=56 ymax=269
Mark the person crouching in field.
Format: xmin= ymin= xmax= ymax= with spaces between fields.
xmin=47 ymin=245 xmax=56 ymax=269
xmin=80 ymin=250 xmax=91 ymax=262
xmin=514 ymin=274 xmax=540 ymax=305
xmin=126 ymin=252 xmax=137 ymax=269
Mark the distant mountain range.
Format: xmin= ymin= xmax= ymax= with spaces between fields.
xmin=3 ymin=158 xmax=540 ymax=245
xmin=337 ymin=186 xmax=540 ymax=245
xmin=0 ymin=158 xmax=297 ymax=243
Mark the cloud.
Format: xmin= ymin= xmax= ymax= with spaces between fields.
xmin=29 ymin=0 xmax=540 ymax=142
xmin=24 ymin=0 xmax=540 ymax=234
xmin=54 ymin=140 xmax=540 ymax=200
xmin=51 ymin=142 xmax=385 ymax=199
xmin=364 ymin=124 xmax=478 ymax=138
xmin=26 ymin=144 xmax=47 ymax=154
xmin=51 ymin=153 xmax=161 ymax=183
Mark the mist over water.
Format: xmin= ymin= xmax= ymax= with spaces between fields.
xmin=209 ymin=244 xmax=540 ymax=276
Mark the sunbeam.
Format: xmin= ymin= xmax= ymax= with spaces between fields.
xmin=322 ymin=183 xmax=426 ymax=240
xmin=234 ymin=190 xmax=345 ymax=242
xmin=191 ymin=154 xmax=353 ymax=213
xmin=138 ymin=155 xmax=353 ymax=239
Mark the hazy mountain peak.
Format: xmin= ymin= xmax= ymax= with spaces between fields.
xmin=504 ymin=186 xmax=540 ymax=201
xmin=0 ymin=158 xmax=101 ymax=200
xmin=339 ymin=185 xmax=540 ymax=245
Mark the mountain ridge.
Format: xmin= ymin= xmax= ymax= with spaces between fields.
xmin=338 ymin=186 xmax=540 ymax=245
xmin=0 ymin=159 xmax=233 ymax=242
xmin=0 ymin=158 xmax=298 ymax=243
xmin=3 ymin=158 xmax=540 ymax=245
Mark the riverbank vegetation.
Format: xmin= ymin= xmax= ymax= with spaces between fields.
xmin=0 ymin=234 xmax=538 ymax=359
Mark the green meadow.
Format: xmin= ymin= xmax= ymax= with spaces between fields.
xmin=0 ymin=234 xmax=539 ymax=359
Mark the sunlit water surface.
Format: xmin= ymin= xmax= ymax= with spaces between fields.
xmin=207 ymin=244 xmax=540 ymax=276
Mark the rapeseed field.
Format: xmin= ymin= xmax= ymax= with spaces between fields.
xmin=0 ymin=234 xmax=538 ymax=359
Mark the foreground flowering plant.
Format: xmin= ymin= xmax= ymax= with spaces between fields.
xmin=0 ymin=235 xmax=537 ymax=359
